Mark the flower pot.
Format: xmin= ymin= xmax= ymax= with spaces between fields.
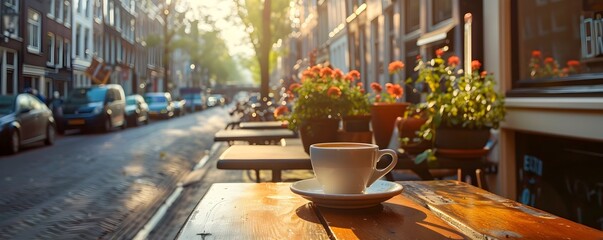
xmin=299 ymin=118 xmax=340 ymax=153
xmin=371 ymin=102 xmax=409 ymax=149
xmin=396 ymin=116 xmax=432 ymax=154
xmin=435 ymin=125 xmax=491 ymax=150
xmin=342 ymin=115 xmax=372 ymax=132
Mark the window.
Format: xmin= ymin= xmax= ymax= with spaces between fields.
xmin=75 ymin=0 xmax=80 ymax=13
xmin=27 ymin=9 xmax=41 ymax=53
xmin=47 ymin=33 xmax=55 ymax=66
xmin=49 ymin=0 xmax=56 ymax=17
xmin=64 ymin=1 xmax=71 ymax=25
xmin=65 ymin=40 xmax=71 ymax=67
xmin=4 ymin=0 xmax=19 ymax=38
xmin=83 ymin=0 xmax=89 ymax=17
xmin=511 ymin=0 xmax=603 ymax=95
xmin=57 ymin=37 xmax=64 ymax=68
xmin=431 ymin=0 xmax=452 ymax=26
xmin=109 ymin=0 xmax=114 ymax=26
xmin=56 ymin=0 xmax=64 ymax=23
xmin=84 ymin=28 xmax=90 ymax=58
xmin=405 ymin=0 xmax=420 ymax=33
xmin=75 ymin=24 xmax=81 ymax=57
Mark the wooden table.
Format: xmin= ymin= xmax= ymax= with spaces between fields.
xmin=217 ymin=145 xmax=311 ymax=182
xmin=239 ymin=121 xmax=288 ymax=129
xmin=176 ymin=182 xmax=465 ymax=239
xmin=213 ymin=129 xmax=297 ymax=144
xmin=177 ymin=181 xmax=603 ymax=239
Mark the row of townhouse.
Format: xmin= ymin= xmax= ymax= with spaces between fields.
xmin=0 ymin=0 xmax=169 ymax=100
xmin=281 ymin=0 xmax=603 ymax=230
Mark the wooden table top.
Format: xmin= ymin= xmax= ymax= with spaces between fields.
xmin=213 ymin=129 xmax=297 ymax=142
xmin=239 ymin=121 xmax=288 ymax=129
xmin=218 ymin=145 xmax=311 ymax=170
xmin=401 ymin=180 xmax=603 ymax=239
xmin=176 ymin=182 xmax=466 ymax=239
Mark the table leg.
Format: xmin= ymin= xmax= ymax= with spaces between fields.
xmin=255 ymin=169 xmax=261 ymax=183
xmin=271 ymin=169 xmax=282 ymax=182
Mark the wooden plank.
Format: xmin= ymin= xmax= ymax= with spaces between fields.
xmin=214 ymin=129 xmax=296 ymax=142
xmin=316 ymin=194 xmax=466 ymax=239
xmin=239 ymin=121 xmax=288 ymax=129
xmin=176 ymin=183 xmax=328 ymax=240
xmin=401 ymin=180 xmax=603 ymax=239
xmin=217 ymin=145 xmax=312 ymax=170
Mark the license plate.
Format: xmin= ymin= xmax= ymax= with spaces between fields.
xmin=68 ymin=119 xmax=85 ymax=125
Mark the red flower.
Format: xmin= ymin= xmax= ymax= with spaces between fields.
xmin=388 ymin=61 xmax=405 ymax=74
xmin=273 ymin=105 xmax=289 ymax=117
xmin=302 ymin=70 xmax=315 ymax=80
xmin=286 ymin=90 xmax=294 ymax=99
xmin=471 ymin=60 xmax=482 ymax=71
xmin=416 ymin=55 xmax=422 ymax=60
xmin=448 ymin=56 xmax=460 ymax=66
xmin=480 ymin=71 xmax=488 ymax=78
xmin=544 ymin=57 xmax=554 ymax=64
xmin=327 ymin=86 xmax=342 ymax=97
xmin=360 ymin=89 xmax=365 ymax=94
xmin=370 ymin=82 xmax=382 ymax=93
xmin=435 ymin=48 xmax=444 ymax=57
xmin=320 ymin=67 xmax=333 ymax=78
xmin=348 ymin=70 xmax=361 ymax=79
xmin=387 ymin=84 xmax=404 ymax=98
xmin=567 ymin=60 xmax=580 ymax=68
xmin=532 ymin=50 xmax=541 ymax=58
xmin=356 ymin=82 xmax=363 ymax=88
xmin=289 ymin=83 xmax=301 ymax=91
xmin=332 ymin=69 xmax=344 ymax=79
xmin=385 ymin=83 xmax=393 ymax=90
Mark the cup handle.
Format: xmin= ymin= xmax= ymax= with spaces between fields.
xmin=366 ymin=149 xmax=398 ymax=187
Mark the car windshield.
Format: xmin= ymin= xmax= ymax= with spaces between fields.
xmin=145 ymin=96 xmax=166 ymax=103
xmin=0 ymin=96 xmax=15 ymax=114
xmin=66 ymin=88 xmax=107 ymax=104
xmin=126 ymin=98 xmax=137 ymax=105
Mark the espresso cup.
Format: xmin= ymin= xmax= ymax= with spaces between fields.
xmin=310 ymin=142 xmax=398 ymax=194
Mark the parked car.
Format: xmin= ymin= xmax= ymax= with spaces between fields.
xmin=144 ymin=92 xmax=174 ymax=119
xmin=0 ymin=93 xmax=56 ymax=154
xmin=182 ymin=92 xmax=206 ymax=111
xmin=125 ymin=94 xmax=149 ymax=126
xmin=173 ymin=99 xmax=186 ymax=116
xmin=207 ymin=94 xmax=226 ymax=107
xmin=61 ymin=84 xmax=127 ymax=133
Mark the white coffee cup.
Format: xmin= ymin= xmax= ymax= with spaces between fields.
xmin=310 ymin=142 xmax=398 ymax=194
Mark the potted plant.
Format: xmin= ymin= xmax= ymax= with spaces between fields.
xmin=341 ymin=70 xmax=372 ymax=132
xmin=410 ymin=48 xmax=506 ymax=163
xmin=369 ymin=61 xmax=408 ymax=149
xmin=282 ymin=65 xmax=357 ymax=153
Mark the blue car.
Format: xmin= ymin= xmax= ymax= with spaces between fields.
xmin=60 ymin=84 xmax=127 ymax=133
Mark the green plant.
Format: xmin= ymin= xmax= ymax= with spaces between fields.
xmin=409 ymin=48 xmax=506 ymax=163
xmin=282 ymin=66 xmax=370 ymax=130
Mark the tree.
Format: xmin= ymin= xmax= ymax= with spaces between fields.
xmin=235 ymin=0 xmax=291 ymax=100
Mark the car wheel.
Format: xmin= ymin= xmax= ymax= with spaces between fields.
xmin=44 ymin=124 xmax=56 ymax=145
xmin=7 ymin=130 xmax=19 ymax=154
xmin=103 ymin=117 xmax=112 ymax=132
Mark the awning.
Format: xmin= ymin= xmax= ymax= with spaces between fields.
xmin=416 ymin=23 xmax=456 ymax=47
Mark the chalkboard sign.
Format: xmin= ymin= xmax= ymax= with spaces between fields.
xmin=516 ymin=132 xmax=603 ymax=230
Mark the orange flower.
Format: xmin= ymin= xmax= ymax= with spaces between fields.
xmin=448 ymin=56 xmax=460 ymax=66
xmin=387 ymin=84 xmax=404 ymax=99
xmin=544 ymin=57 xmax=554 ymax=64
xmin=435 ymin=48 xmax=444 ymax=57
xmin=388 ymin=61 xmax=405 ymax=74
xmin=532 ymin=50 xmax=541 ymax=58
xmin=289 ymin=83 xmax=301 ymax=91
xmin=348 ymin=70 xmax=360 ymax=79
xmin=471 ymin=60 xmax=482 ymax=71
xmin=567 ymin=60 xmax=580 ymax=68
xmin=370 ymin=82 xmax=382 ymax=93
xmin=273 ymin=105 xmax=289 ymax=117
xmin=344 ymin=74 xmax=354 ymax=82
xmin=416 ymin=55 xmax=422 ymax=60
xmin=327 ymin=86 xmax=341 ymax=97
xmin=311 ymin=66 xmax=321 ymax=73
xmin=360 ymin=89 xmax=365 ymax=94
xmin=332 ymin=69 xmax=344 ymax=79
xmin=286 ymin=90 xmax=294 ymax=99
xmin=302 ymin=70 xmax=315 ymax=80
xmin=385 ymin=83 xmax=393 ymax=90
xmin=480 ymin=71 xmax=488 ymax=78
xmin=320 ymin=67 xmax=333 ymax=78
xmin=356 ymin=82 xmax=363 ymax=88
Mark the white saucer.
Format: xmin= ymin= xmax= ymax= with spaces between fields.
xmin=290 ymin=179 xmax=403 ymax=209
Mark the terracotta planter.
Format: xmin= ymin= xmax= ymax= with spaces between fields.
xmin=396 ymin=116 xmax=432 ymax=154
xmin=299 ymin=118 xmax=340 ymax=153
xmin=435 ymin=125 xmax=491 ymax=149
xmin=342 ymin=115 xmax=371 ymax=132
xmin=371 ymin=102 xmax=409 ymax=149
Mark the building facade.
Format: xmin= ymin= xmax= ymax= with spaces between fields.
xmin=73 ymin=0 xmax=93 ymax=89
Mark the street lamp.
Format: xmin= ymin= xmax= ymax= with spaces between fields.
xmin=2 ymin=1 xmax=18 ymax=42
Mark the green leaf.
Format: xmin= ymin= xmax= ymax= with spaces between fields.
xmin=414 ymin=150 xmax=432 ymax=164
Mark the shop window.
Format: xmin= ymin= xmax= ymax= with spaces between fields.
xmin=511 ymin=0 xmax=603 ymax=96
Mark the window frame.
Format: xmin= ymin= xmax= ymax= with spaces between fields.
xmin=57 ymin=37 xmax=64 ymax=68
xmin=27 ymin=9 xmax=42 ymax=53
xmin=47 ymin=32 xmax=56 ymax=66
